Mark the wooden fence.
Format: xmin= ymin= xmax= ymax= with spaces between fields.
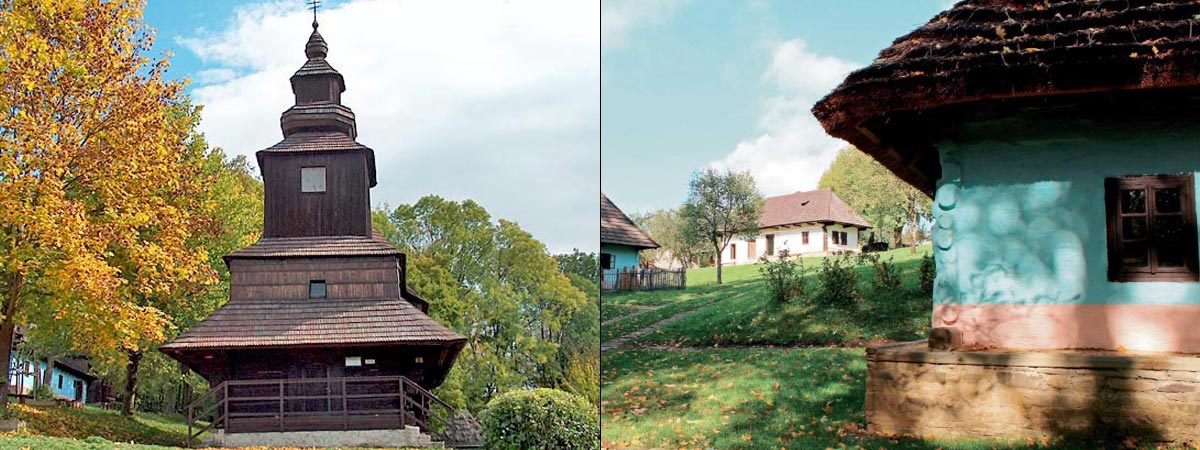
xmin=601 ymin=267 xmax=686 ymax=293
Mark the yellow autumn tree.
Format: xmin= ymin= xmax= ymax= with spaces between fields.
xmin=0 ymin=0 xmax=215 ymax=410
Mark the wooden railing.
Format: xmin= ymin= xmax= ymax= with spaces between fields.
xmin=601 ymin=267 xmax=686 ymax=293
xmin=185 ymin=376 xmax=456 ymax=447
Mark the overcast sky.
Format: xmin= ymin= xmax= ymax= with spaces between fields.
xmin=146 ymin=0 xmax=599 ymax=254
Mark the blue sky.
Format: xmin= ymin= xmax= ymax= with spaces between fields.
xmin=601 ymin=0 xmax=950 ymax=216
xmin=142 ymin=0 xmax=598 ymax=254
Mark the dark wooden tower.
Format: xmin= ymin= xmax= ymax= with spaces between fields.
xmin=161 ymin=19 xmax=466 ymax=438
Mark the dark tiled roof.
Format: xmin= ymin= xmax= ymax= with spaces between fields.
xmin=759 ymin=189 xmax=871 ymax=229
xmin=813 ymin=0 xmax=1200 ymax=194
xmin=600 ymin=193 xmax=659 ymax=249
xmin=262 ymin=131 xmax=368 ymax=153
xmin=160 ymin=297 xmax=465 ymax=350
xmin=225 ymin=231 xmax=401 ymax=260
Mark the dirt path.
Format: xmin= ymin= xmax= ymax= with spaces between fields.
xmin=600 ymin=301 xmax=717 ymax=353
xmin=601 ymin=305 xmax=660 ymax=326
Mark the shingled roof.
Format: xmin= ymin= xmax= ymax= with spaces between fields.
xmin=600 ymin=193 xmax=659 ymax=249
xmin=225 ymin=230 xmax=401 ymax=261
xmin=759 ymin=189 xmax=872 ymax=230
xmin=160 ymin=297 xmax=464 ymax=351
xmin=813 ymin=0 xmax=1200 ymax=195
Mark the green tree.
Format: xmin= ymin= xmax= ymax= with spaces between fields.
xmin=633 ymin=207 xmax=712 ymax=268
xmin=818 ymin=147 xmax=931 ymax=251
xmin=375 ymin=197 xmax=591 ymax=412
xmin=553 ymin=250 xmax=599 ymax=283
xmin=680 ymin=169 xmax=763 ymax=284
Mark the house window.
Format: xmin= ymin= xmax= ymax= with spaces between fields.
xmin=766 ymin=234 xmax=775 ymax=256
xmin=802 ymin=231 xmax=809 ymax=245
xmin=301 ymin=167 xmax=326 ymax=193
xmin=730 ymin=243 xmax=737 ymax=260
xmin=309 ymin=280 xmax=327 ymax=298
xmin=1105 ymin=174 xmax=1198 ymax=282
xmin=600 ymin=253 xmax=613 ymax=270
xmin=58 ymin=374 xmax=63 ymax=389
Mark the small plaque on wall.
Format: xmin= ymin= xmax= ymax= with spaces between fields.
xmin=345 ymin=356 xmax=362 ymax=367
xmin=364 ymin=359 xmax=376 ymax=365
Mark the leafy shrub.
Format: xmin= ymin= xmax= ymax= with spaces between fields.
xmin=814 ymin=253 xmax=859 ymax=308
xmin=31 ymin=384 xmax=54 ymax=401
xmin=918 ymin=253 xmax=936 ymax=295
xmin=757 ymin=249 xmax=806 ymax=304
xmin=480 ymin=388 xmax=599 ymax=450
xmin=858 ymin=252 xmax=902 ymax=295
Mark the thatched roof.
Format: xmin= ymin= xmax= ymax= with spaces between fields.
xmin=814 ymin=0 xmax=1200 ymax=195
xmin=760 ymin=189 xmax=872 ymax=229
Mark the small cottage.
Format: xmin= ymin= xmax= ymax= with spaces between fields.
xmin=161 ymin=19 xmax=468 ymax=448
xmin=815 ymin=0 xmax=1200 ymax=442
xmin=721 ymin=189 xmax=870 ymax=265
xmin=600 ymin=193 xmax=659 ymax=273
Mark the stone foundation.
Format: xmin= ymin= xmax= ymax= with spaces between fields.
xmin=866 ymin=341 xmax=1200 ymax=443
xmin=209 ymin=426 xmax=442 ymax=448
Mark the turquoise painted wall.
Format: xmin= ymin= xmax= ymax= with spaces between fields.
xmin=600 ymin=244 xmax=641 ymax=273
xmin=6 ymin=357 xmax=90 ymax=402
xmin=933 ymin=117 xmax=1200 ymax=306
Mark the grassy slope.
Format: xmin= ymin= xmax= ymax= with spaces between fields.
xmin=0 ymin=405 xmax=422 ymax=450
xmin=636 ymin=246 xmax=933 ymax=346
xmin=600 ymin=348 xmax=1155 ymax=450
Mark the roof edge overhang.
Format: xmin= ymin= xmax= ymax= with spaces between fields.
xmin=599 ymin=240 xmax=659 ymax=250
xmin=161 ymin=338 xmax=467 ymax=354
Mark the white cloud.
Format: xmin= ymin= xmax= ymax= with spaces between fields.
xmin=181 ymin=0 xmax=599 ymax=253
xmin=601 ymin=0 xmax=686 ymax=51
xmin=710 ymin=39 xmax=859 ymax=196
xmin=192 ymin=68 xmax=237 ymax=85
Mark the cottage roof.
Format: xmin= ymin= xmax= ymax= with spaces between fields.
xmin=160 ymin=297 xmax=465 ymax=351
xmin=600 ymin=193 xmax=659 ymax=249
xmin=224 ymin=230 xmax=400 ymax=261
xmin=813 ymin=0 xmax=1200 ymax=194
xmin=759 ymin=189 xmax=872 ymax=230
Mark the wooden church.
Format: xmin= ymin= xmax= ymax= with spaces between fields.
xmin=160 ymin=17 xmax=468 ymax=447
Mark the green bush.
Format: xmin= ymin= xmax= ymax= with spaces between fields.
xmin=918 ymin=253 xmax=936 ymax=295
xmin=757 ymin=249 xmax=806 ymax=304
xmin=858 ymin=252 xmax=902 ymax=295
xmin=814 ymin=253 xmax=859 ymax=308
xmin=32 ymin=383 xmax=54 ymax=401
xmin=480 ymin=388 xmax=599 ymax=450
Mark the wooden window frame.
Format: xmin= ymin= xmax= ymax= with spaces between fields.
xmin=599 ymin=253 xmax=613 ymax=270
xmin=765 ymin=234 xmax=775 ymax=256
xmin=801 ymin=231 xmax=809 ymax=245
xmin=730 ymin=243 xmax=737 ymax=260
xmin=1105 ymin=174 xmax=1198 ymax=282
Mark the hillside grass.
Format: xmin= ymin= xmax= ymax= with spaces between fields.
xmin=600 ymin=348 xmax=1169 ymax=450
xmin=0 ymin=404 xmax=423 ymax=449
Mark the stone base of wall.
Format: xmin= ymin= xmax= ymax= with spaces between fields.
xmin=209 ymin=426 xmax=442 ymax=448
xmin=867 ymin=341 xmax=1200 ymax=443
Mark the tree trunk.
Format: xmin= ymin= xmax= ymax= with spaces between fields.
xmin=0 ymin=271 xmax=23 ymax=410
xmin=910 ymin=202 xmax=920 ymax=254
xmin=121 ymin=350 xmax=143 ymax=416
xmin=715 ymin=250 xmax=723 ymax=285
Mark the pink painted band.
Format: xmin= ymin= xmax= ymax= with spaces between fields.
xmin=933 ymin=303 xmax=1200 ymax=353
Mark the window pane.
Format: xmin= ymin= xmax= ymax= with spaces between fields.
xmin=1121 ymin=189 xmax=1146 ymax=214
xmin=1122 ymin=217 xmax=1147 ymax=240
xmin=1121 ymin=242 xmax=1149 ymax=267
xmin=1155 ymin=188 xmax=1182 ymax=214
xmin=301 ymin=167 xmax=326 ymax=193
xmin=1154 ymin=215 xmax=1187 ymax=243
xmin=1158 ymin=245 xmax=1188 ymax=268
xmin=309 ymin=281 xmax=327 ymax=298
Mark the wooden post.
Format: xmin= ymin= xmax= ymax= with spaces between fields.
xmin=278 ymin=380 xmax=284 ymax=432
xmin=399 ymin=379 xmax=406 ymax=428
xmin=342 ymin=378 xmax=348 ymax=431
xmin=187 ymin=404 xmax=193 ymax=448
xmin=222 ymin=382 xmax=228 ymax=432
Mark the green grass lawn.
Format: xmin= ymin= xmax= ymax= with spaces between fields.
xmin=601 ymin=348 xmax=1168 ymax=450
xmin=601 ymin=246 xmax=934 ymax=348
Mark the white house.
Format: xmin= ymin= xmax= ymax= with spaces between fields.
xmin=722 ymin=189 xmax=871 ymax=265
